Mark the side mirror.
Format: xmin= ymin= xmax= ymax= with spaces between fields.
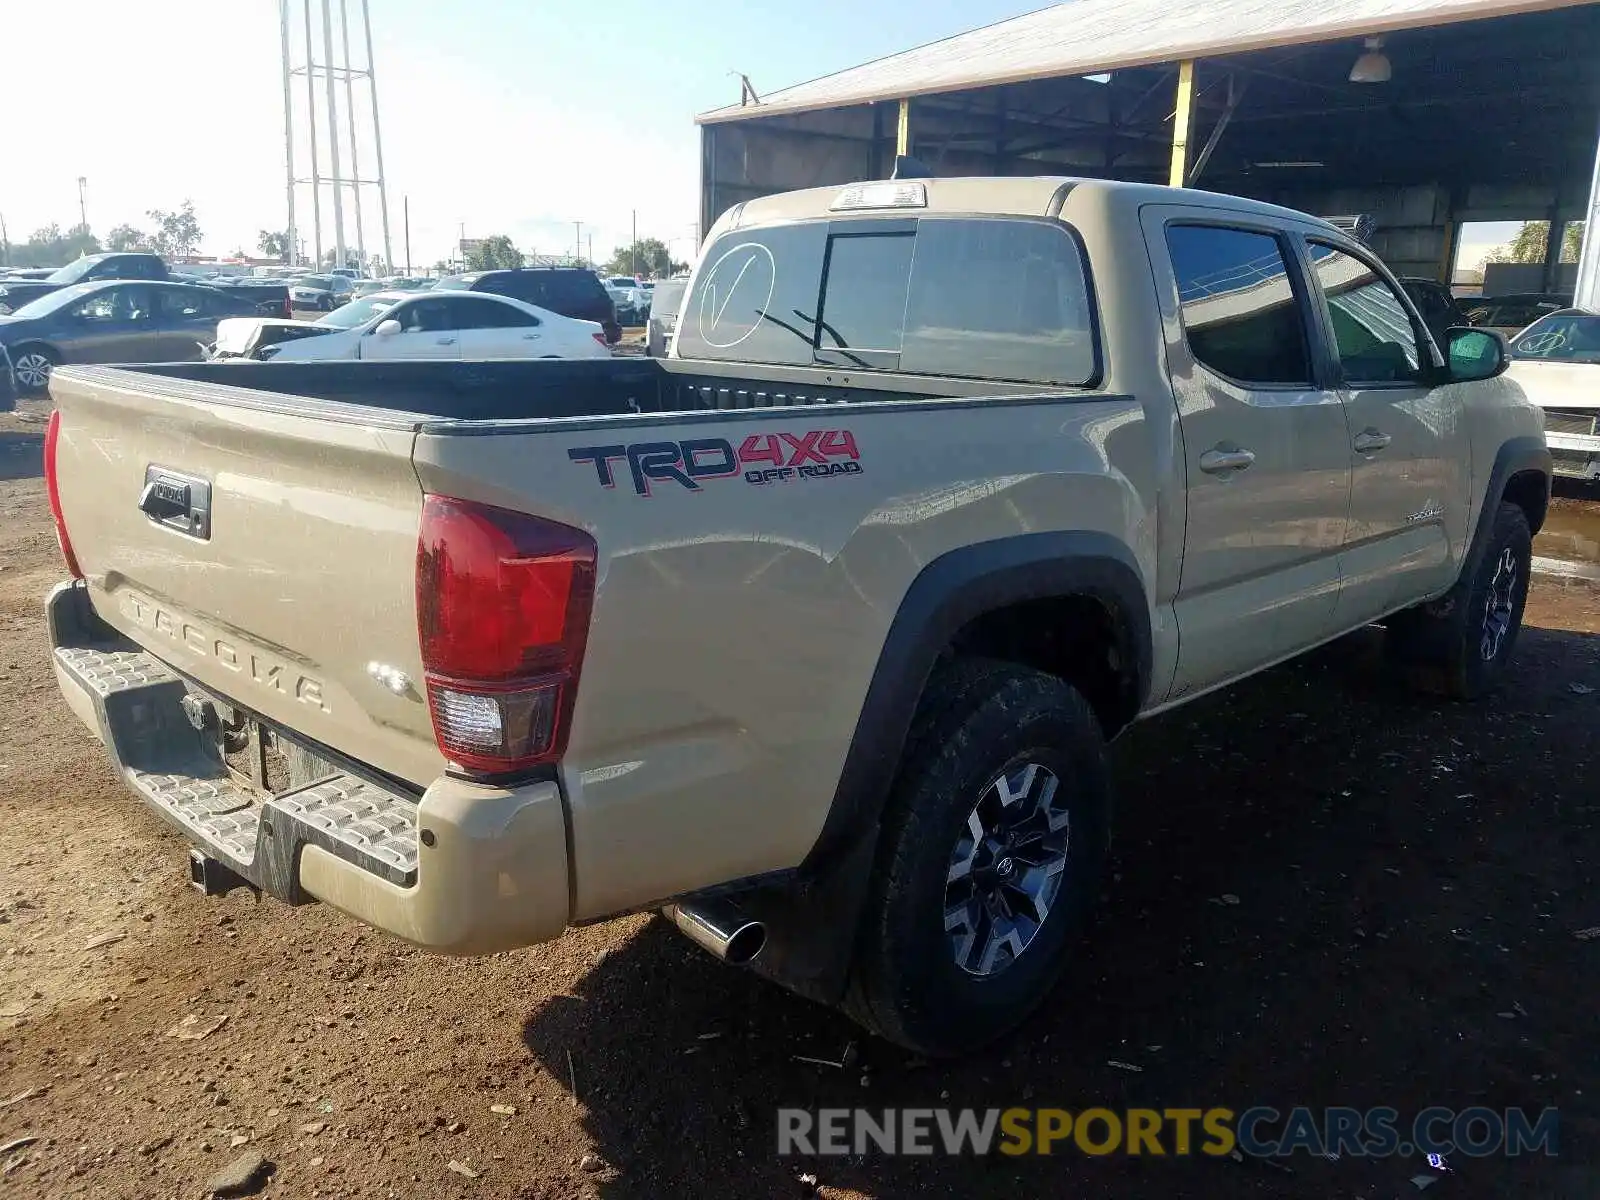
xmin=373 ymin=319 xmax=402 ymax=338
xmin=1444 ymin=326 xmax=1508 ymax=383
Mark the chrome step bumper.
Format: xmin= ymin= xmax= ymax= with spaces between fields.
xmin=47 ymin=580 xmax=572 ymax=953
xmin=51 ymin=624 xmax=418 ymax=903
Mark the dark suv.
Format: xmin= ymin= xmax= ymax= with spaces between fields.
xmin=433 ymin=268 xmax=620 ymax=344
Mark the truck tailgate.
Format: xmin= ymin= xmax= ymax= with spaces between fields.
xmin=50 ymin=368 xmax=442 ymax=786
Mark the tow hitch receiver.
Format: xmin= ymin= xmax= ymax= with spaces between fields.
xmin=188 ymin=848 xmax=254 ymax=898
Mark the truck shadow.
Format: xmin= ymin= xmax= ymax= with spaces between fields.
xmin=521 ymin=621 xmax=1600 ymax=1199
xmin=0 ymin=430 xmax=43 ymax=481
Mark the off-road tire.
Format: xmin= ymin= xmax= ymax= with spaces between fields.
xmin=1386 ymin=501 xmax=1532 ymax=699
xmin=842 ymin=658 xmax=1111 ymax=1056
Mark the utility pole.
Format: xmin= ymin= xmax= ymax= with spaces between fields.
xmin=403 ymin=195 xmax=411 ymax=274
xmin=631 ymin=209 xmax=637 ymax=276
xmin=77 ymin=177 xmax=88 ymax=233
xmin=574 ymin=221 xmax=582 ymax=265
xmin=0 ymin=211 xmax=9 ymax=266
xmin=588 ymin=233 xmax=593 ymax=267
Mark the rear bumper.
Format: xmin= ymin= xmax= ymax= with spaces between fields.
xmin=47 ymin=580 xmax=571 ymax=954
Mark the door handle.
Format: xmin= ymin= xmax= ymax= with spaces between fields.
xmin=1353 ymin=429 xmax=1392 ymax=453
xmin=521 ymin=333 xmax=541 ymax=340
xmin=436 ymin=336 xmax=456 ymax=345
xmin=1198 ymin=447 xmax=1257 ymax=475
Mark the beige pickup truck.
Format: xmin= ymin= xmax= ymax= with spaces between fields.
xmin=44 ymin=176 xmax=1550 ymax=1055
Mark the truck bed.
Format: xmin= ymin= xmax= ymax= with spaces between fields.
xmin=128 ymin=356 xmax=1048 ymax=424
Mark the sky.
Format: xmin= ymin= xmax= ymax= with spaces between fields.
xmin=0 ymin=2 xmax=1543 ymax=275
xmin=4 ymin=0 xmax=1038 ymax=271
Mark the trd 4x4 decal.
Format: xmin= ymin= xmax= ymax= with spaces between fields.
xmin=569 ymin=430 xmax=862 ymax=496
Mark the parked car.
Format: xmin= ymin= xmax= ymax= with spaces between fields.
xmin=1503 ymin=307 xmax=1600 ymax=482
xmin=1465 ymin=293 xmax=1573 ymax=339
xmin=0 ymin=252 xmax=171 ymax=313
xmin=434 ymin=267 xmax=620 ymax=343
xmin=41 ymin=176 xmax=1550 ymax=1056
xmin=1400 ymin=277 xmax=1472 ymax=347
xmin=287 ymin=273 xmax=356 ymax=312
xmin=0 ymin=279 xmax=267 ymax=392
xmin=0 ymin=343 xmax=14 ymax=410
xmin=204 ymin=276 xmax=294 ymax=319
xmin=224 ymin=289 xmax=609 ymax=363
xmin=353 ymin=276 xmax=431 ymax=298
xmin=605 ymin=276 xmax=650 ymax=324
xmin=644 ymin=277 xmax=687 ymax=357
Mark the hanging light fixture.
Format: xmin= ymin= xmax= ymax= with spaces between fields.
xmin=1349 ymin=36 xmax=1392 ymax=84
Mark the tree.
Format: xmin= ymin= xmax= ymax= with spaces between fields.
xmin=63 ymin=223 xmax=101 ymax=260
xmin=603 ymin=237 xmax=683 ymax=278
xmin=146 ymin=201 xmax=202 ymax=260
xmin=1483 ymin=220 xmax=1587 ymax=266
xmin=465 ymin=234 xmax=523 ymax=271
xmin=258 ymin=229 xmax=289 ymax=262
xmin=14 ymin=223 xmax=99 ymax=267
xmin=106 ymin=223 xmax=150 ymax=252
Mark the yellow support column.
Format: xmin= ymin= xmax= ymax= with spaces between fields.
xmin=897 ymin=98 xmax=911 ymax=158
xmin=1169 ymin=60 xmax=1196 ymax=188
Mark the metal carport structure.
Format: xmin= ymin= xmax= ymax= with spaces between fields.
xmin=697 ymin=0 xmax=1600 ymax=300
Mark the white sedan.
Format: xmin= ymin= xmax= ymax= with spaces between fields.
xmin=216 ymin=290 xmax=611 ymax=363
xmin=1503 ymin=308 xmax=1600 ymax=482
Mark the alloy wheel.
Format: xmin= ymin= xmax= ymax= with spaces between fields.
xmin=13 ymin=352 xmax=52 ymax=391
xmin=943 ymin=761 xmax=1070 ymax=977
xmin=1481 ymin=545 xmax=1519 ymax=661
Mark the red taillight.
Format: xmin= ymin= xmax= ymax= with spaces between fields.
xmin=416 ymin=495 xmax=595 ymax=773
xmin=43 ymin=410 xmax=83 ymax=579
xmin=591 ymin=332 xmax=607 ymax=349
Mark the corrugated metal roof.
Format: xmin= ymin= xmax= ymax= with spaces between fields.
xmin=698 ymin=0 xmax=1587 ymax=124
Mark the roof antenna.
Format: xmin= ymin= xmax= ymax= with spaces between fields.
xmin=891 ymin=154 xmax=933 ymax=180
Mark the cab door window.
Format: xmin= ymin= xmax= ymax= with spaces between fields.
xmin=1306 ymin=243 xmax=1424 ymax=384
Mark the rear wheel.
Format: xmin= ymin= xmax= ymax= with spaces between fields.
xmin=11 ymin=344 xmax=58 ymax=394
xmin=843 ymin=659 xmax=1111 ymax=1056
xmin=1386 ymin=501 xmax=1532 ymax=699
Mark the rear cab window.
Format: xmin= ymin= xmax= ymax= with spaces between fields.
xmin=1164 ymin=224 xmax=1313 ymax=387
xmin=675 ymin=216 xmax=1099 ymax=386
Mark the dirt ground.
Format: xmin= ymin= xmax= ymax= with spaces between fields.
xmin=1 ymin=398 xmax=1596 ymax=1199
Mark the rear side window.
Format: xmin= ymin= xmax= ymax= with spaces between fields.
xmin=452 ymin=296 xmax=538 ymax=328
xmin=540 ymin=272 xmax=609 ymax=307
xmin=1165 ymin=225 xmax=1311 ymax=387
xmin=676 ymin=218 xmax=1096 ymax=385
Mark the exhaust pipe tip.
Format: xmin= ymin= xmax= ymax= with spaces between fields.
xmin=664 ymin=900 xmax=767 ymax=965
xmin=722 ymin=920 xmax=767 ymax=966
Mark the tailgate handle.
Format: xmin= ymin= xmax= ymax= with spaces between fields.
xmin=140 ymin=467 xmax=212 ymax=540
